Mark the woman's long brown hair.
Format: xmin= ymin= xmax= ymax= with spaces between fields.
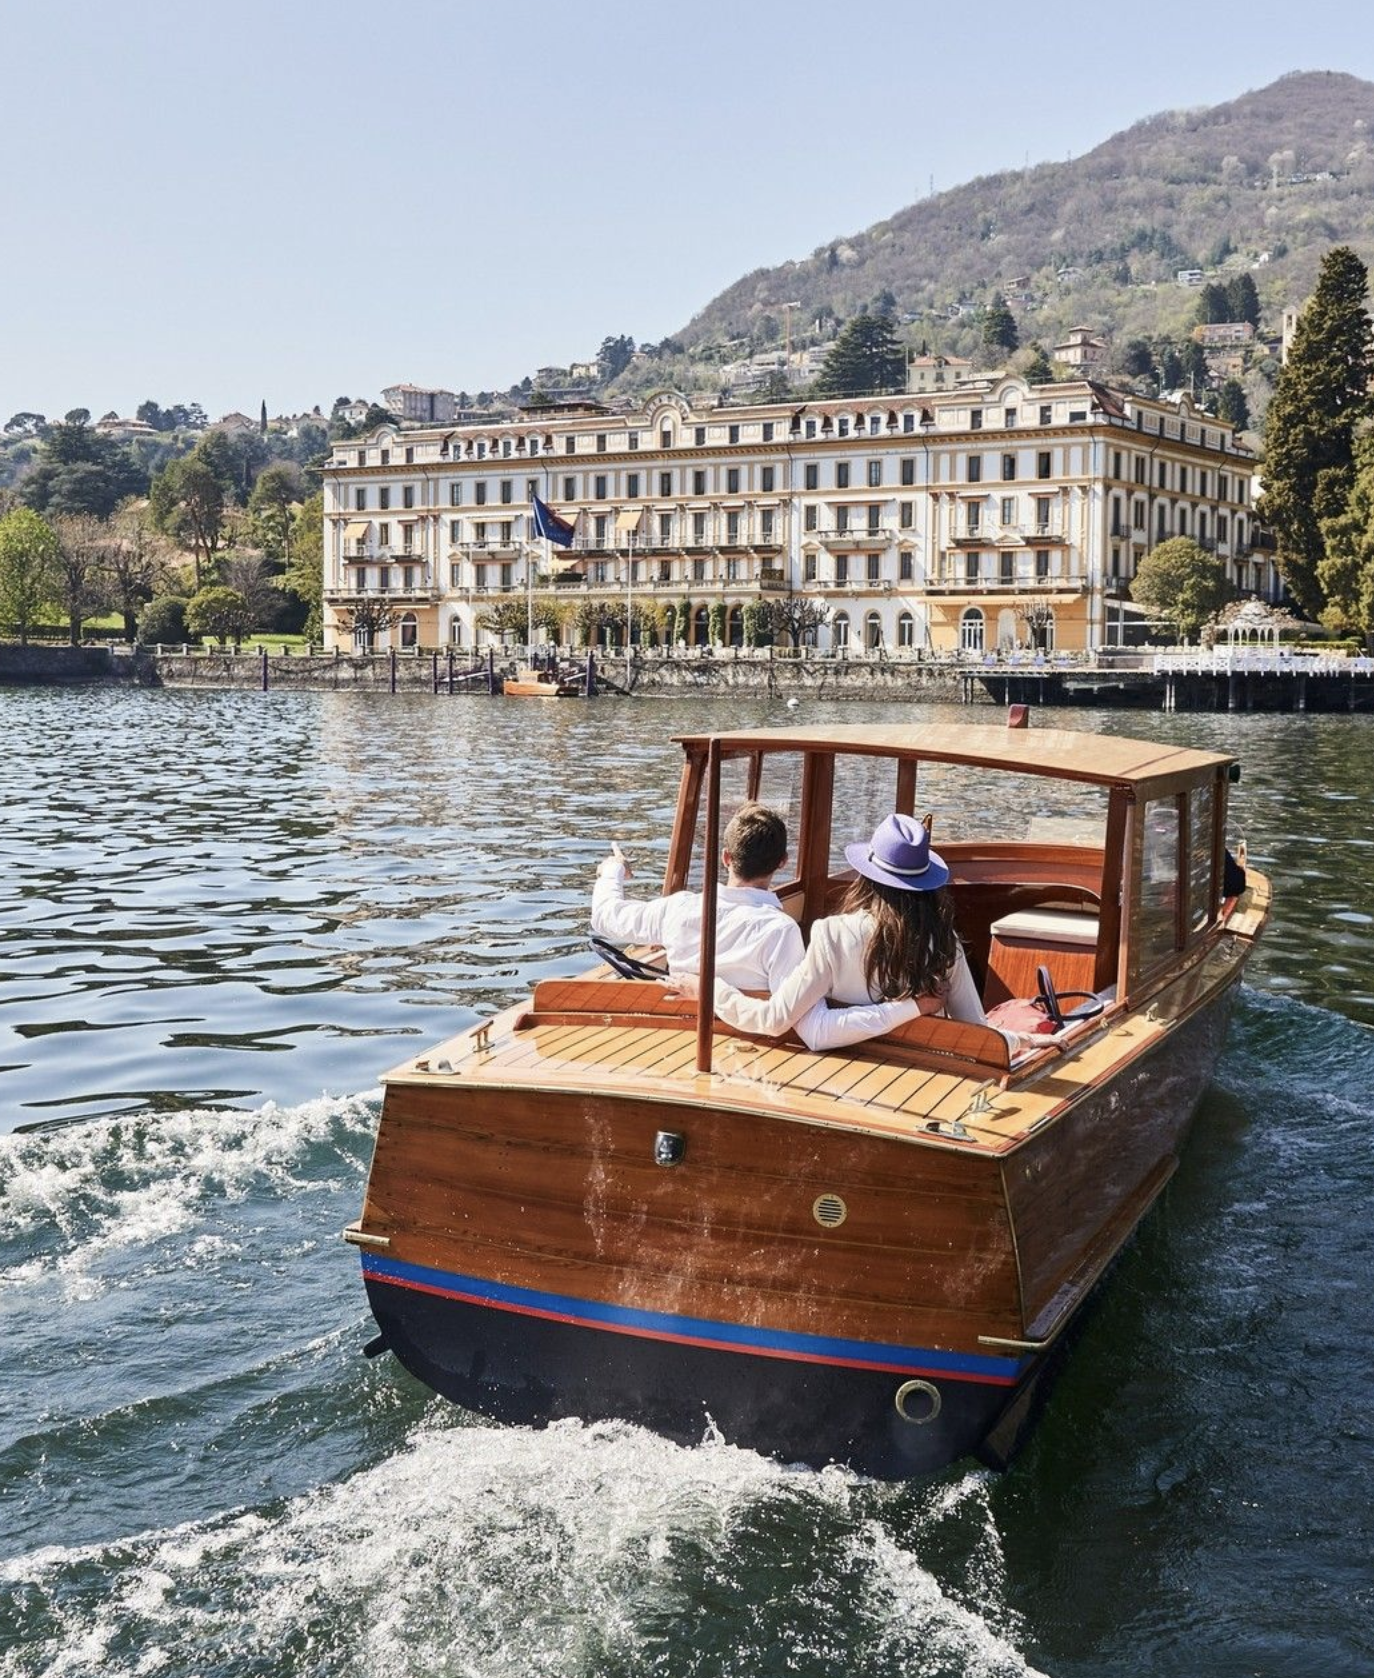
xmin=842 ymin=875 xmax=959 ymax=1001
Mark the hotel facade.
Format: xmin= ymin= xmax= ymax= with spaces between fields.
xmin=320 ymin=376 xmax=1273 ymax=656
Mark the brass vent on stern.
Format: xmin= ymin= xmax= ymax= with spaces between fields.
xmin=812 ymin=1193 xmax=848 ymax=1229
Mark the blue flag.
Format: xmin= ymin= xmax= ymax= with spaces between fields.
xmin=532 ymin=494 xmax=576 ymax=548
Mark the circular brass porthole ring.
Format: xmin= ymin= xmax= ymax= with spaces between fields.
xmin=894 ymin=1378 xmax=941 ymax=1425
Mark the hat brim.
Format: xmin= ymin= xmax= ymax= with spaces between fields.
xmin=844 ymin=840 xmax=950 ymax=892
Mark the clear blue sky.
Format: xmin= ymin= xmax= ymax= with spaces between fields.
xmin=3 ymin=0 xmax=1372 ymax=422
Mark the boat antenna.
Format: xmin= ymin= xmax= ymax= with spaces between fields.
xmin=696 ymin=738 xmax=721 ymax=1074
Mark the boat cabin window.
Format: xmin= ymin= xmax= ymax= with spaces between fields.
xmin=1136 ymin=797 xmax=1181 ymax=967
xmin=684 ymin=751 xmax=805 ymax=892
xmin=888 ymin=761 xmax=1109 ymax=850
xmin=1188 ymin=780 xmax=1218 ymax=936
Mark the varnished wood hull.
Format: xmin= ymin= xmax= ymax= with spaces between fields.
xmin=357 ymin=977 xmax=1242 ymax=1477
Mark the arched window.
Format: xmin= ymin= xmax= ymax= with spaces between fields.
xmin=960 ymin=608 xmax=985 ymax=652
xmin=399 ymin=613 xmax=418 ymax=649
xmin=865 ymin=611 xmax=882 ymax=649
xmin=693 ymin=605 xmax=710 ymax=645
xmin=353 ymin=623 xmax=373 ymax=652
xmin=727 ymin=606 xmax=744 ymax=648
xmin=449 ymin=617 xmax=463 ymax=646
xmin=897 ymin=611 xmax=915 ymax=648
xmin=997 ymin=607 xmax=1017 ymax=650
xmin=832 ymin=612 xmax=850 ymax=649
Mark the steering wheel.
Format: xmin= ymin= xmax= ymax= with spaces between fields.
xmin=590 ymin=936 xmax=669 ymax=982
xmin=1035 ymin=964 xmax=1106 ymax=1029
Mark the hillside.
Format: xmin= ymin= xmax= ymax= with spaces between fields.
xmin=605 ymin=72 xmax=1374 ymax=413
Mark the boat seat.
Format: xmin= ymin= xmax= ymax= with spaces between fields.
xmin=983 ymin=907 xmax=1100 ymax=1009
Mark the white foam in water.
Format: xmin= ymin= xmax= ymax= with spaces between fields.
xmin=0 ymin=1093 xmax=377 ymax=1299
xmin=1 ymin=1417 xmax=1042 ymax=1678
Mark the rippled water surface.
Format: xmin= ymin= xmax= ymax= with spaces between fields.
xmin=3 ymin=686 xmax=1372 ymax=1677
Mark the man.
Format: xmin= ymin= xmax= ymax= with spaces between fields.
xmin=592 ymin=801 xmax=801 ymax=993
xmin=593 ymin=802 xmax=914 ymax=1049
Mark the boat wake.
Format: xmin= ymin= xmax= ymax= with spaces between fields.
xmin=1 ymin=1413 xmax=1047 ymax=1678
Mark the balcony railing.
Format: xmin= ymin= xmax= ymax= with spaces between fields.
xmin=817 ymin=526 xmax=894 ymax=548
xmin=926 ymin=570 xmax=1087 ymax=593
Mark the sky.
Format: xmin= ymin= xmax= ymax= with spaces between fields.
xmin=3 ymin=0 xmax=1373 ymax=423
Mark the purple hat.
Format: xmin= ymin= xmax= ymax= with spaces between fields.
xmin=845 ymin=813 xmax=950 ymax=893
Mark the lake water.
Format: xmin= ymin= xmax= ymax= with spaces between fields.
xmin=2 ymin=686 xmax=1372 ymax=1678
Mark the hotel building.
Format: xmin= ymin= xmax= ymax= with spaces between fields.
xmin=320 ymin=376 xmax=1272 ymax=656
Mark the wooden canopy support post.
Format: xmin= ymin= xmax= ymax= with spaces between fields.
xmin=696 ymin=737 xmax=721 ymax=1074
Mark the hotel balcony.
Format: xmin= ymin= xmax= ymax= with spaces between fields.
xmin=816 ymin=526 xmax=895 ymax=549
xmin=329 ymin=581 xmax=440 ymax=604
xmin=952 ymin=523 xmax=1067 ymax=546
xmin=925 ymin=569 xmax=1087 ymax=595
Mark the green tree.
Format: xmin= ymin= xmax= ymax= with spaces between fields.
xmin=1158 ymin=345 xmax=1184 ymax=389
xmin=1019 ymin=342 xmax=1054 ymax=385
xmin=982 ymin=293 xmax=1018 ymax=354
xmin=186 ymin=585 xmax=251 ymax=648
xmin=1216 ymin=379 xmax=1251 ymax=430
xmin=708 ymin=601 xmax=726 ymax=645
xmin=1259 ymin=246 xmax=1374 ymax=617
xmin=0 ymin=507 xmax=60 ymax=642
xmin=137 ymin=595 xmax=190 ymax=645
xmin=597 ymin=335 xmax=636 ymax=382
xmin=149 ymin=453 xmax=227 ymax=589
xmin=109 ymin=501 xmax=174 ymax=639
xmin=1196 ymin=282 xmax=1231 ymax=325
xmin=475 ymin=599 xmax=530 ymax=641
xmin=50 ymin=514 xmax=118 ymax=645
xmin=1316 ymin=430 xmax=1374 ymax=642
xmin=1225 ymin=272 xmax=1261 ymax=328
xmin=279 ymin=491 xmax=323 ymax=640
xmin=1120 ymin=339 xmax=1156 ymax=380
xmin=760 ymin=595 xmax=831 ymax=647
xmin=248 ymin=462 xmax=302 ymax=564
xmin=1130 ymin=537 xmax=1233 ymax=641
xmin=813 ymin=311 xmax=906 ymax=397
xmin=741 ymin=601 xmax=765 ymax=647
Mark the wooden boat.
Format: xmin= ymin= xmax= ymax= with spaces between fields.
xmin=502 ymin=665 xmax=581 ymax=698
xmin=346 ymin=723 xmax=1269 ymax=1478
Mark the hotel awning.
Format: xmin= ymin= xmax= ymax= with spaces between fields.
xmin=342 ymin=520 xmax=371 ymax=539
xmin=548 ymin=555 xmax=586 ymax=575
xmin=615 ymin=509 xmax=644 ymax=533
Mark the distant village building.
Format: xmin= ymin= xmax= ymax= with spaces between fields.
xmin=1193 ymin=322 xmax=1255 ymax=347
xmin=906 ymin=354 xmax=974 ymax=392
xmin=319 ymin=377 xmax=1273 ymax=660
xmin=1051 ymin=329 xmax=1108 ymax=370
xmin=339 ymin=400 xmax=373 ymax=425
xmin=381 ymin=384 xmax=458 ymax=425
xmin=1176 ymin=269 xmax=1205 ymax=288
xmin=213 ymin=412 xmax=258 ymax=434
xmin=94 ymin=416 xmax=159 ymax=437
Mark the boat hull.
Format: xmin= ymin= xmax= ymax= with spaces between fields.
xmin=362 ymin=1255 xmax=1029 ymax=1478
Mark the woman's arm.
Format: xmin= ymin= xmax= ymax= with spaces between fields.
xmin=710 ymin=932 xmax=838 ymax=1038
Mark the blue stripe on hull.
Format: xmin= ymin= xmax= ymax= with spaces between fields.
xmin=361 ymin=1253 xmax=1026 ymax=1386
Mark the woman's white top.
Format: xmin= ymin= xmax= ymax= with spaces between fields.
xmin=712 ymin=909 xmax=1000 ymax=1052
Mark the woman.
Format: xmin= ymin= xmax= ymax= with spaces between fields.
xmin=690 ymin=811 xmax=1013 ymax=1053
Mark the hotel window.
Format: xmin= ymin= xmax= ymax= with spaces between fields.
xmin=1035 ymin=497 xmax=1052 ymax=533
xmin=628 ymin=432 xmax=639 ymax=451
xmin=595 ymin=515 xmax=608 ymax=545
xmin=1004 ymin=408 xmax=1018 ymax=427
xmin=903 ymin=412 xmax=917 ymax=433
xmin=693 ymin=469 xmax=707 ymax=494
xmin=355 ymin=488 xmax=367 ymax=510
xmin=835 ymin=555 xmax=849 ymax=584
xmin=1133 ymin=500 xmax=1146 ymax=530
xmin=403 ymin=565 xmax=415 ymax=589
xmin=659 ymin=513 xmax=673 ymax=544
xmin=1112 ymin=450 xmax=1123 ymax=478
xmin=380 ymin=449 xmax=390 ymax=465
xmin=898 ymin=500 xmax=914 ymax=529
xmin=1134 ymin=456 xmax=1146 ymax=484
xmin=356 ymin=450 xmax=365 ymax=466
xmin=1036 ymin=452 xmax=1052 ymax=480
xmin=838 ymin=418 xmax=849 ymax=438
xmin=378 ymin=487 xmax=391 ymax=509
xmin=694 ymin=427 xmax=706 ymax=445
xmin=867 ymin=554 xmax=880 ymax=583
xmin=867 ymin=504 xmax=880 ymax=533
xmin=594 ymin=561 xmax=608 ymax=582
xmin=725 ymin=557 xmax=740 ymax=581
xmin=1001 ymin=454 xmax=1016 ymax=481
xmin=901 ymin=458 xmax=915 ymax=485
xmin=378 ymin=522 xmax=390 ymax=546
xmin=658 ymin=560 xmax=672 ymax=582
xmin=659 ymin=471 xmax=672 ymax=495
xmin=1218 ymin=513 xmax=1229 ymax=542
xmin=970 ymin=409 xmax=983 ymax=430
xmin=378 ymin=566 xmax=391 ymax=591
xmin=726 ymin=468 xmax=740 ymax=493
xmin=501 ymin=521 xmax=513 ymax=543
xmin=867 ymin=459 xmax=882 ymax=488
xmin=836 ymin=462 xmax=850 ymax=489
xmin=761 ymin=466 xmax=775 ymax=492
xmin=502 ymin=440 xmax=512 ymax=457
xmin=1198 ymin=471 xmax=1208 ymax=497
xmin=762 ymin=422 xmax=774 ymax=441
xmin=836 ymin=506 xmax=849 ymax=534
xmin=596 ymin=434 xmax=607 ymax=452
xmin=450 ymin=519 xmax=461 ymax=543
xmin=726 ymin=512 xmax=740 ymax=543
xmin=449 ymin=562 xmax=461 ymax=587
xmin=627 ymin=473 xmax=640 ymax=497
xmin=965 ymin=551 xmax=980 ymax=582
xmin=966 ymin=504 xmax=981 ymax=535
xmin=594 ymin=475 xmax=607 ymax=499
xmin=473 ymin=523 xmax=486 ymax=544
xmin=475 ymin=482 xmax=487 ymax=505
xmin=1157 ymin=460 xmax=1168 ymax=488
xmin=692 ymin=556 xmax=706 ymax=580
xmin=474 ymin=564 xmax=486 ymax=589
xmin=401 ymin=527 xmax=414 ymax=554
xmin=761 ymin=508 xmax=774 ymax=541
xmin=999 ymin=552 xmax=1014 ymax=584
xmin=563 ymin=476 xmax=576 ymax=500
xmin=967 ymin=456 xmax=982 ymax=483
xmin=565 ymin=436 xmax=576 ymax=454
xmin=1178 ymin=466 xmax=1189 ymax=495
xmin=804 ymin=464 xmax=818 ymax=490
xmin=660 ymin=428 xmax=672 ymax=449
xmin=449 ymin=482 xmax=462 ymax=506
xmin=899 ymin=550 xmax=913 ymax=580
xmin=402 ymin=486 xmax=414 ymax=508
xmin=804 ymin=505 xmax=817 ymax=532
xmin=805 ymin=420 xmax=816 ymax=438
xmin=1219 ymin=473 xmax=1230 ymax=500
xmin=805 ymin=554 xmax=817 ymax=582
xmin=1038 ymin=405 xmax=1052 ymax=424
xmin=728 ymin=424 xmax=740 ymax=444
xmin=693 ymin=512 xmax=707 ymax=542
xmin=500 ymin=480 xmax=513 ymax=504
xmin=404 ymin=447 xmax=414 ymax=464
xmin=1069 ymin=409 xmax=1087 ymax=423
xmin=526 ymin=479 xmax=538 ymax=501
xmin=1000 ymin=497 xmax=1016 ymax=525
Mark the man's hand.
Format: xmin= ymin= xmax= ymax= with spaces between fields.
xmin=597 ymin=841 xmax=633 ymax=882
xmin=665 ymin=973 xmax=700 ymax=1001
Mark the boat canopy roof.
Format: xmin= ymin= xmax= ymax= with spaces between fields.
xmin=673 ymin=724 xmax=1233 ymax=797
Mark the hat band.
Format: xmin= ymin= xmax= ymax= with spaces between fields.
xmin=869 ymin=848 xmax=930 ymax=876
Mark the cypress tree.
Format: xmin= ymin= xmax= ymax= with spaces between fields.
xmin=982 ymin=293 xmax=1018 ymax=354
xmin=1259 ymin=246 xmax=1374 ymax=617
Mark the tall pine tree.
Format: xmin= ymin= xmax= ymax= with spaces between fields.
xmin=814 ymin=311 xmax=906 ymax=397
xmin=1259 ymin=246 xmax=1374 ymax=617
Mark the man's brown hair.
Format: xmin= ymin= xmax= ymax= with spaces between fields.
xmin=723 ymin=802 xmax=787 ymax=881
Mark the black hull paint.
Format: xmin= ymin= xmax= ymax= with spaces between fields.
xmin=363 ymin=1277 xmax=1031 ymax=1480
